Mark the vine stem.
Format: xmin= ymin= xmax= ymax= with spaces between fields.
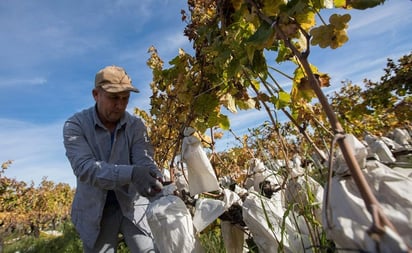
xmin=249 ymin=81 xmax=290 ymax=189
xmin=245 ymin=0 xmax=400 ymax=241
xmin=257 ymin=71 xmax=328 ymax=162
xmin=270 ymin=19 xmax=398 ymax=237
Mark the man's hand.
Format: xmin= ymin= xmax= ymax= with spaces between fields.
xmin=132 ymin=166 xmax=163 ymax=197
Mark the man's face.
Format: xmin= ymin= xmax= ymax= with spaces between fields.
xmin=93 ymin=87 xmax=130 ymax=125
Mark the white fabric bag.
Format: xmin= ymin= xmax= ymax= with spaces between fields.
xmin=242 ymin=191 xmax=311 ymax=253
xmin=248 ymin=158 xmax=282 ymax=192
xmin=285 ymin=174 xmax=324 ymax=223
xmin=390 ymin=128 xmax=412 ymax=149
xmin=220 ymin=189 xmax=245 ymax=253
xmin=146 ymin=184 xmax=200 ymax=253
xmin=335 ymin=134 xmax=368 ymax=176
xmin=323 ymin=135 xmax=412 ymax=252
xmin=364 ymin=134 xmax=396 ymax=164
xmin=221 ymin=220 xmax=245 ymax=253
xmin=192 ymin=198 xmax=225 ymax=233
xmin=181 ymin=127 xmax=220 ymax=196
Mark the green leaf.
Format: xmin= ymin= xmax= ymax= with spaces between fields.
xmin=250 ymin=50 xmax=268 ymax=79
xmin=333 ymin=0 xmax=346 ymax=7
xmin=245 ymin=44 xmax=255 ymax=64
xmin=228 ymin=57 xmax=242 ymax=78
xmin=262 ymin=0 xmax=285 ymax=16
xmin=349 ymin=0 xmax=385 ymax=10
xmin=194 ymin=94 xmax=219 ymax=116
xmin=246 ymin=22 xmax=275 ymax=50
xmin=250 ymin=79 xmax=260 ymax=91
xmin=237 ymin=98 xmax=256 ymax=110
xmin=275 ymin=42 xmax=291 ymax=63
xmin=218 ymin=114 xmax=230 ymax=130
xmin=277 ymin=91 xmax=291 ymax=109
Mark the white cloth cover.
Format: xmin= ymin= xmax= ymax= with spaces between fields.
xmin=222 ymin=188 xmax=242 ymax=209
xmin=334 ymin=134 xmax=368 ymax=176
xmin=181 ymin=127 xmax=220 ymax=196
xmin=390 ymin=128 xmax=412 ymax=149
xmin=146 ymin=189 xmax=198 ymax=253
xmin=364 ymin=134 xmax=396 ymax=164
xmin=380 ymin=136 xmax=403 ymax=152
xmin=285 ymin=175 xmax=324 ymax=223
xmin=248 ymin=158 xmax=282 ymax=191
xmin=174 ymin=167 xmax=189 ymax=193
xmin=242 ymin=191 xmax=311 ymax=253
xmin=323 ymin=159 xmax=412 ymax=252
xmin=220 ymin=189 xmax=245 ymax=253
xmin=192 ymin=198 xmax=225 ymax=233
xmin=221 ymin=220 xmax=245 ymax=253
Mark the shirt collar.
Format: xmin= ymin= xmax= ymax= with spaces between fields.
xmin=92 ymin=105 xmax=128 ymax=130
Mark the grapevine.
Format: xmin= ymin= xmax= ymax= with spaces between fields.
xmin=310 ymin=13 xmax=351 ymax=49
xmin=138 ymin=0 xmax=407 ymax=249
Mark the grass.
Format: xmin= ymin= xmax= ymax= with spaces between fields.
xmin=2 ymin=223 xmax=131 ymax=253
xmin=3 ymin=222 xmax=229 ymax=253
xmin=3 ymin=223 xmax=82 ymax=253
xmin=3 ymin=221 xmax=242 ymax=253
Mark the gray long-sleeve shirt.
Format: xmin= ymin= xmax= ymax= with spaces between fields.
xmin=63 ymin=106 xmax=158 ymax=248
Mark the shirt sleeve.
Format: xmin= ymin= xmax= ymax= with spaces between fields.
xmin=129 ymin=119 xmax=160 ymax=173
xmin=63 ymin=119 xmax=133 ymax=189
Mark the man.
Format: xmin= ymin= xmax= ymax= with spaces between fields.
xmin=63 ymin=65 xmax=163 ymax=253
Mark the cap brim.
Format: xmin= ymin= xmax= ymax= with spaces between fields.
xmin=100 ymin=83 xmax=140 ymax=93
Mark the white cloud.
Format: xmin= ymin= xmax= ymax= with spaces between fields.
xmin=0 ymin=77 xmax=47 ymax=88
xmin=226 ymin=109 xmax=268 ymax=130
xmin=0 ymin=119 xmax=75 ymax=187
xmin=348 ymin=2 xmax=408 ymax=33
xmin=157 ymin=32 xmax=191 ymax=56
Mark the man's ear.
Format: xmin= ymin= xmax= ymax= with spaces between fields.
xmin=92 ymin=88 xmax=99 ymax=101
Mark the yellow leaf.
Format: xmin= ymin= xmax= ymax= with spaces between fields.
xmin=218 ymin=114 xmax=231 ymax=130
xmin=221 ymin=93 xmax=237 ymax=113
xmin=262 ymin=0 xmax=287 ymax=16
xmin=237 ymin=98 xmax=256 ymax=110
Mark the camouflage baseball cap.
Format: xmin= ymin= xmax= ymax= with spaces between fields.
xmin=95 ymin=65 xmax=139 ymax=93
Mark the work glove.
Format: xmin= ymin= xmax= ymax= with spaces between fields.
xmin=132 ymin=166 xmax=163 ymax=197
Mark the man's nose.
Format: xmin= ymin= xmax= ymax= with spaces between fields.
xmin=115 ymin=99 xmax=128 ymax=109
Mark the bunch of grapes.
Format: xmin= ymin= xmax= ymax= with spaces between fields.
xmin=310 ymin=13 xmax=351 ymax=49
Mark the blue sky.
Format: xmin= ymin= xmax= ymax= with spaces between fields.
xmin=1 ymin=0 xmax=411 ymax=187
